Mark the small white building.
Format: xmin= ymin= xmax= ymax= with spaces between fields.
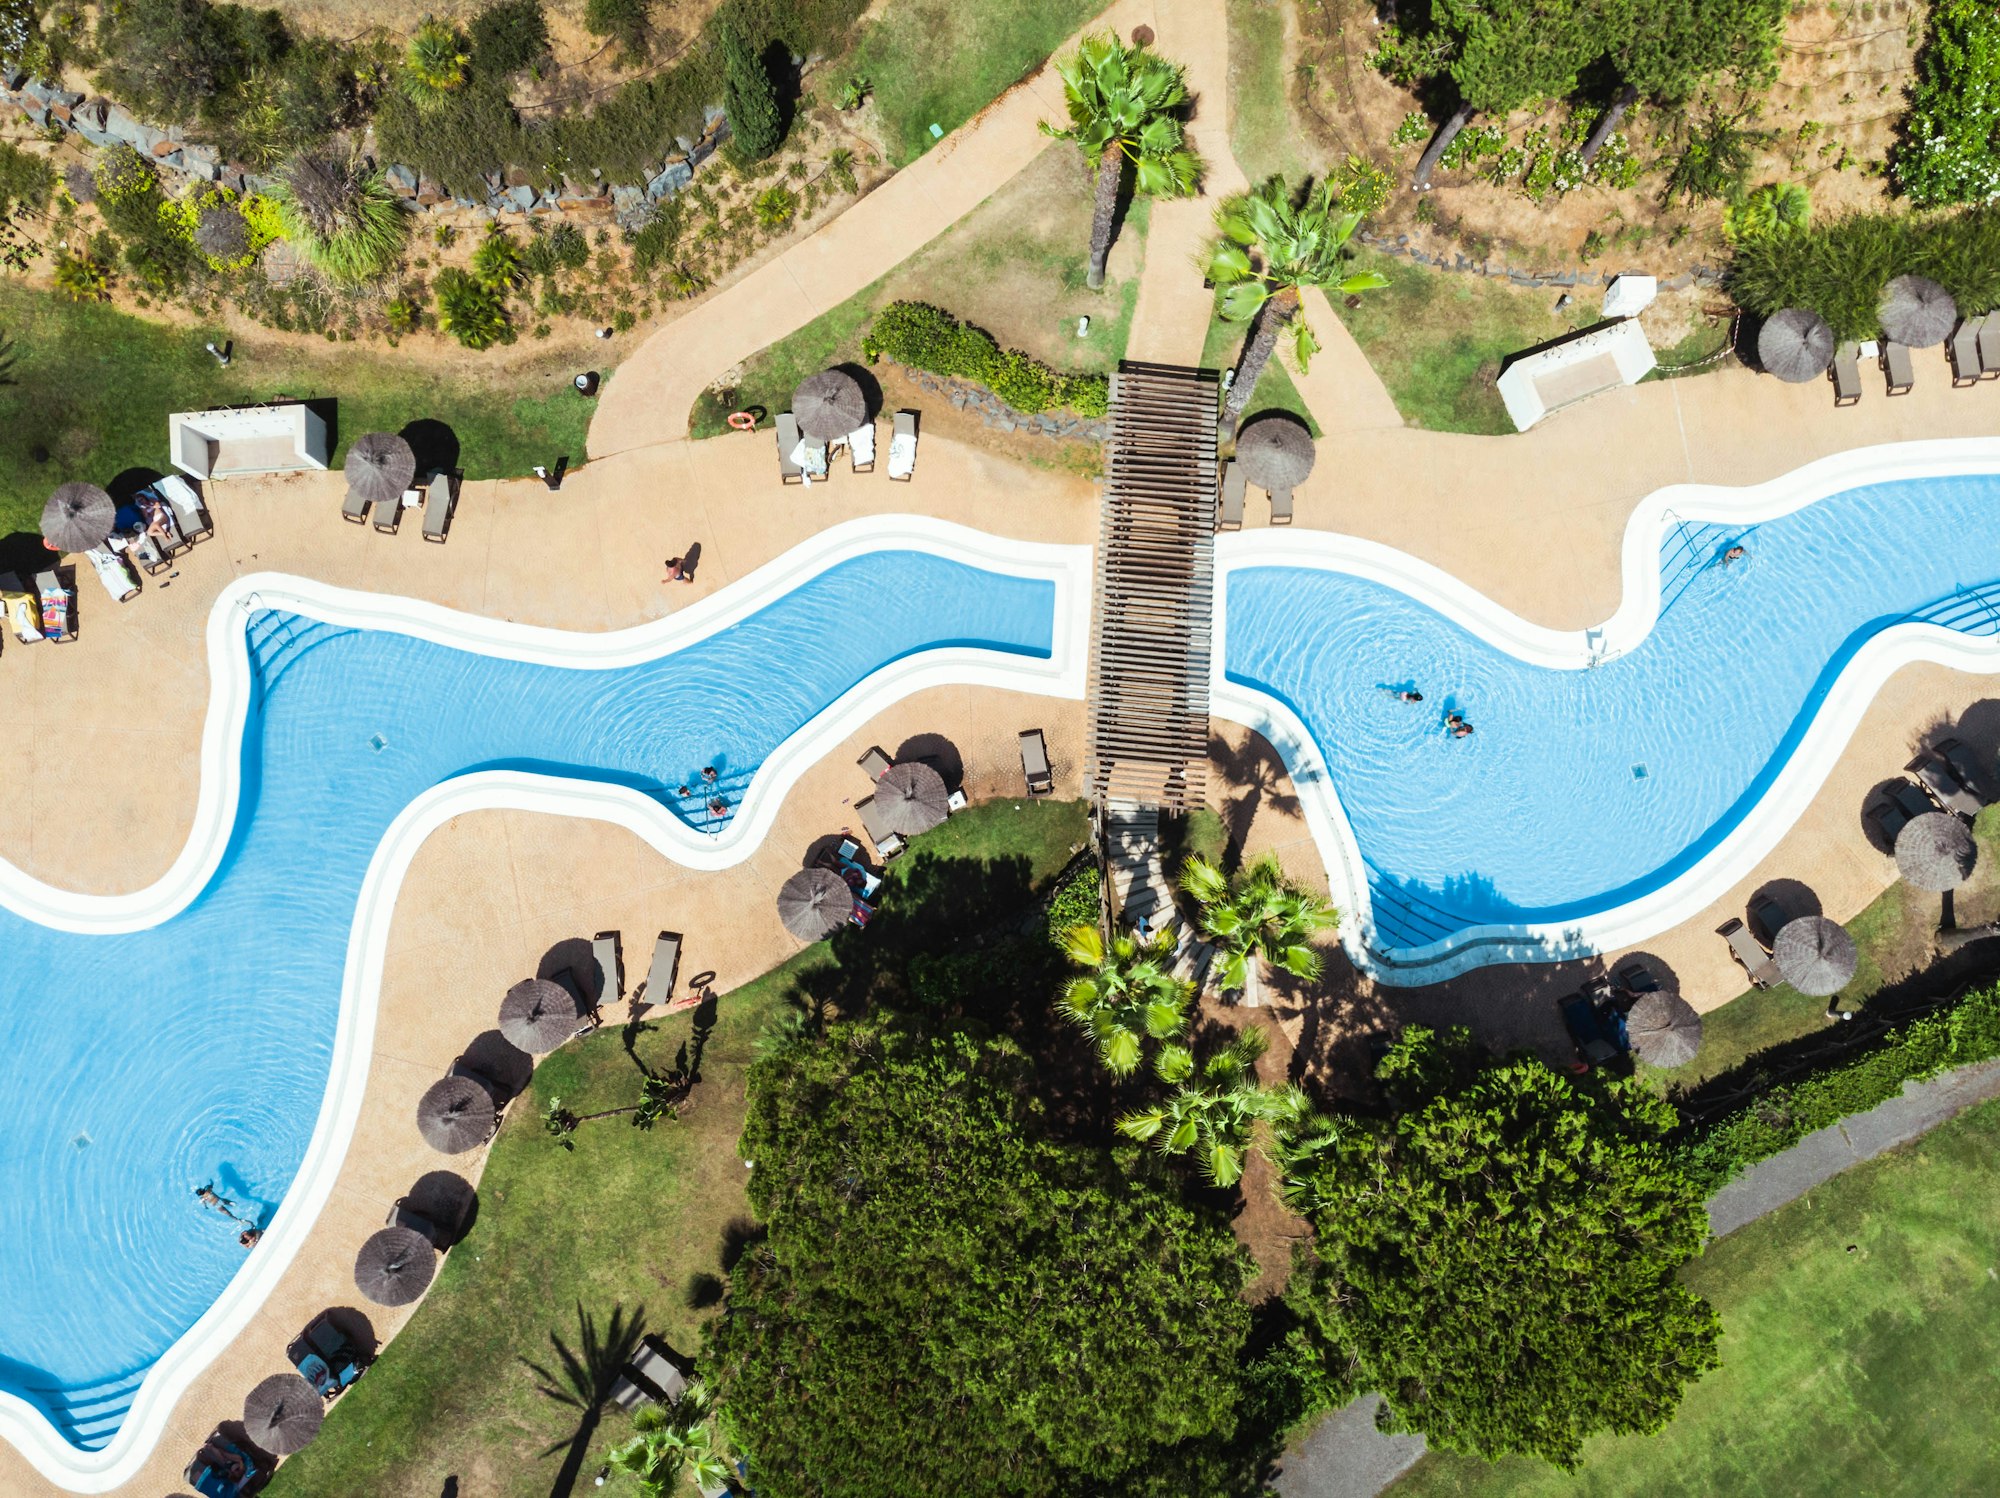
xmin=1496 ymin=319 xmax=1657 ymax=432
xmin=168 ymin=403 xmax=330 ymax=480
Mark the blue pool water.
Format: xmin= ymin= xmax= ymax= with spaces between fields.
xmin=1224 ymin=474 xmax=2000 ymax=954
xmin=0 ymin=550 xmax=1054 ymax=1449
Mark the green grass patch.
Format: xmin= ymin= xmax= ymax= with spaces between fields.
xmin=1644 ymin=317 xmax=1734 ymax=381
xmin=849 ymin=0 xmax=1103 ymax=166
xmin=692 ymin=277 xmax=884 ymax=438
xmin=1389 ymin=1096 xmax=2000 ymax=1498
xmin=1200 ymin=294 xmax=1322 ymax=437
xmin=1226 ymin=0 xmax=1321 ymax=188
xmin=0 ymin=281 xmax=593 ymax=537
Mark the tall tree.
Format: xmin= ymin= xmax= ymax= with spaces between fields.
xmin=1040 ymin=34 xmax=1201 ymax=289
xmin=1205 ymin=176 xmax=1388 ymax=432
xmin=1179 ymin=852 xmax=1338 ymax=999
xmin=1577 ymin=0 xmax=1788 ymax=165
xmin=719 ymin=20 xmax=784 ymax=161
xmin=707 ymin=1021 xmax=1254 ymax=1495
xmin=1410 ymin=0 xmax=1597 ymax=189
xmin=606 ymin=1377 xmax=732 ymax=1496
xmin=1279 ymin=1027 xmax=1721 ymax=1471
xmin=1056 ymin=922 xmax=1192 ymax=1077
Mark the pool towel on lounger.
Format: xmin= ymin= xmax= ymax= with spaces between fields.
xmin=0 ymin=583 xmax=39 ymax=643
xmin=85 ymin=546 xmax=138 ymax=603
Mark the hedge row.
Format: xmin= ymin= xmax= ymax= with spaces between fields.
xmin=862 ymin=301 xmax=1110 ymax=418
xmin=1675 ymin=982 xmax=2000 ymax=1196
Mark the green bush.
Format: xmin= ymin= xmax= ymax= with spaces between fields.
xmin=1676 ymin=983 xmax=2000 ymax=1194
xmin=1895 ymin=0 xmax=2000 ymax=207
xmin=0 ymin=140 xmax=53 ymax=218
xmin=469 ymin=0 xmax=549 ymax=77
xmin=1729 ymin=203 xmax=2000 ymax=339
xmin=95 ymin=0 xmax=287 ymax=122
xmin=434 ymin=265 xmax=512 ymax=348
xmin=584 ymin=0 xmax=652 ymax=60
xmin=863 ymin=301 xmax=1108 ymax=416
xmin=719 ymin=21 xmax=785 ymax=161
xmin=404 ymin=17 xmax=470 ymax=109
xmin=52 ymin=248 xmax=110 ymax=302
xmin=1044 ymin=860 xmax=1100 ymax=946
xmin=271 ymin=149 xmax=409 ymax=285
xmin=471 ymin=226 xmax=525 ymax=290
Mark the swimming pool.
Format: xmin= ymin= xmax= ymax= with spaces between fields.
xmin=1217 ymin=443 xmax=2000 ymax=981
xmin=0 ymin=517 xmax=1087 ymax=1488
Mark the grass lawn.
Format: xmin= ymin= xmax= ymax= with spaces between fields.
xmin=692 ymin=149 xmax=1148 ymax=437
xmin=848 ymin=0 xmax=1103 ymax=166
xmin=265 ymin=797 xmax=1086 ymax=1498
xmin=1330 ymin=249 xmax=1589 ymax=435
xmin=1389 ymin=1096 xmax=2000 ymax=1498
xmin=0 ymin=281 xmax=593 ymax=537
xmin=1226 ymin=0 xmax=1324 ymax=188
xmin=1200 ymin=294 xmax=1322 ymax=437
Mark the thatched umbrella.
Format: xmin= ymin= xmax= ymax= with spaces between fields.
xmin=415 ymin=1075 xmax=495 ymax=1154
xmin=1756 ymin=308 xmax=1834 ymax=383
xmin=41 ymin=482 xmax=114 ymax=554
xmin=1880 ymin=275 xmax=1957 ymax=347
xmin=777 ymin=866 xmax=852 ymax=942
xmin=1626 ymin=991 xmax=1702 ymax=1069
xmin=344 ymin=432 xmax=417 ymax=506
xmin=242 ymin=1372 xmax=324 ymax=1455
xmin=792 ymin=369 xmax=866 ymax=441
xmin=498 ymin=977 xmax=580 ymax=1053
xmin=353 ymin=1226 xmax=437 ymax=1307
xmin=1896 ymin=811 xmax=1977 ymax=892
xmin=1235 ymin=416 xmax=1317 ymax=489
xmin=877 ymin=760 xmax=949 ymax=836
xmin=1773 ymin=915 xmax=1858 ymax=996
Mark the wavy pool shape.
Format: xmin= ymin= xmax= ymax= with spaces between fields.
xmin=0 ymin=516 xmax=1089 ymax=1491
xmin=1216 ymin=440 xmax=2000 ymax=983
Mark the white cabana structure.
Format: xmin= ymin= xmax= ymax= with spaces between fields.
xmin=169 ymin=402 xmax=329 ymax=480
xmin=1496 ymin=319 xmax=1657 ymax=432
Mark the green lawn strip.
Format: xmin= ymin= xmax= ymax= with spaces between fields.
xmin=0 ymin=281 xmax=591 ymax=536
xmin=1642 ymin=318 xmax=1734 ymax=382
xmin=1389 ymin=1096 xmax=2000 ymax=1498
xmin=265 ymin=798 xmax=1086 ymax=1498
xmin=691 ymin=276 xmax=885 ymax=438
xmin=1226 ymin=0 xmax=1320 ymax=187
xmin=1199 ymin=294 xmax=1321 ymax=436
xmin=849 ymin=0 xmax=1105 ymax=166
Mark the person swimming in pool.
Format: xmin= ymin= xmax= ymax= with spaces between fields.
xmin=1445 ymin=712 xmax=1474 ymax=738
xmin=1723 ymin=544 xmax=1747 ymax=565
xmin=1382 ymin=686 xmax=1424 ymax=703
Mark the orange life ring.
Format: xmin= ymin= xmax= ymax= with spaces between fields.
xmin=727 ymin=410 xmax=759 ymax=432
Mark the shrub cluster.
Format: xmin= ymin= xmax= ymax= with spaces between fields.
xmin=1044 ymin=859 xmax=1101 ymax=945
xmin=862 ymin=301 xmax=1110 ymax=417
xmin=1895 ymin=0 xmax=2000 ymax=208
xmin=1675 ymin=983 xmax=2000 ymax=1195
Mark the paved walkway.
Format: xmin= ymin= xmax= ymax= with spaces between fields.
xmin=1274 ymin=1059 xmax=2000 ymax=1496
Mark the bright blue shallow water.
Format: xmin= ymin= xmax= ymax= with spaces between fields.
xmin=0 ymin=549 xmax=1054 ymax=1449
xmin=1224 ymin=474 xmax=2000 ymax=953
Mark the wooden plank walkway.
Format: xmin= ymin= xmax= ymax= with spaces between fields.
xmin=1086 ymin=361 xmax=1219 ymax=810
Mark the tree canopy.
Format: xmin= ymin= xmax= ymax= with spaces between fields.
xmin=708 ymin=1021 xmax=1256 ymax=1495
xmin=1280 ymin=1026 xmax=1721 ymax=1471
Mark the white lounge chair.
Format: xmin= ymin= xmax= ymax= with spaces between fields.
xmin=776 ymin=414 xmax=803 ymax=485
xmin=1218 ymin=460 xmax=1244 ymax=530
xmin=1718 ymin=918 xmax=1780 ymax=989
xmin=593 ymin=931 xmax=622 ymax=1005
xmin=1882 ymin=340 xmax=1915 ymax=395
xmin=159 ymin=475 xmax=212 ymax=543
xmin=848 ymin=420 xmax=876 ymax=473
xmin=887 ymin=411 xmax=917 ymax=481
xmin=1019 ymin=729 xmax=1053 ymax=796
xmin=342 ymin=487 xmax=370 ymax=523
xmin=1830 ymin=343 xmax=1862 ymax=406
xmin=1268 ymin=487 xmax=1294 ymax=525
xmin=84 ymin=546 xmax=138 ymax=603
xmin=640 ymin=930 xmax=681 ymax=1006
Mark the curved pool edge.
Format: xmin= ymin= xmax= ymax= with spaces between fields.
xmin=1212 ymin=437 xmax=2000 ymax=985
xmin=0 ymin=514 xmax=1091 ymax=1491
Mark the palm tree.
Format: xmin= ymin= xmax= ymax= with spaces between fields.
xmin=1040 ymin=34 xmax=1201 ymax=289
xmin=607 ymin=1377 xmax=732 ymax=1496
xmin=1180 ymin=853 xmax=1338 ymax=1002
xmin=1116 ymin=1029 xmax=1311 ymax=1186
xmin=1056 ymin=923 xmax=1193 ymax=1078
xmin=1206 ymin=175 xmax=1389 ymax=432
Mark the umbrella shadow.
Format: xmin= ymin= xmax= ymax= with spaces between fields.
xmin=538 ymin=938 xmax=600 ymax=1008
xmin=458 ymin=1030 xmax=536 ymax=1104
xmin=522 ymin=1301 xmax=648 ymax=1498
xmin=399 ymin=418 xmax=460 ymax=478
xmin=892 ymin=733 xmax=963 ymax=790
xmin=1746 ymin=878 xmax=1822 ymax=942
xmin=105 ymin=465 xmax=164 ymax=504
xmin=831 ymin=360 xmax=883 ymax=422
xmin=401 ymin=1170 xmax=479 ymax=1248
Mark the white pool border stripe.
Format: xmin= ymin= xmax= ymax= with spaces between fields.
xmin=0 ymin=514 xmax=1089 ymax=1490
xmin=1213 ymin=438 xmax=2000 ymax=985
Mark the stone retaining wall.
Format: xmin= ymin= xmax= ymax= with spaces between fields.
xmin=1352 ymin=226 xmax=1728 ymax=295
xmin=893 ymin=363 xmax=1112 ymax=444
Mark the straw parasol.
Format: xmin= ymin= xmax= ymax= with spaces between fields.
xmin=415 ymin=1075 xmax=495 ymax=1154
xmin=1235 ymin=416 xmax=1317 ymax=489
xmin=344 ymin=431 xmax=417 ymax=505
xmin=242 ymin=1372 xmax=324 ymax=1454
xmin=40 ymin=482 xmax=114 ymax=554
xmin=1755 ymin=308 xmax=1834 ymax=382
xmin=1880 ymin=275 xmax=1957 ymax=347
xmin=1896 ymin=811 xmax=1977 ymax=892
xmin=1625 ymin=991 xmax=1703 ymax=1069
xmin=353 ymin=1226 xmax=437 ymax=1307
xmin=792 ymin=369 xmax=866 ymax=440
xmin=498 ymin=977 xmax=580 ymax=1053
xmin=876 ymin=760 xmax=950 ymax=836
xmin=777 ymin=866 xmax=853 ymax=942
xmin=1773 ymin=915 xmax=1858 ymax=996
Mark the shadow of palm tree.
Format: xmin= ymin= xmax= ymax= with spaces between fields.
xmin=522 ymin=1301 xmax=647 ymax=1498
xmin=1207 ymin=731 xmax=1300 ymax=872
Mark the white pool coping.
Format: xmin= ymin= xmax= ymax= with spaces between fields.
xmin=0 ymin=514 xmax=1090 ymax=1491
xmin=1213 ymin=438 xmax=2000 ymax=985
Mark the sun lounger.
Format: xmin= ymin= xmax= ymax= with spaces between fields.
xmin=342 ymin=487 xmax=370 ymax=523
xmin=776 ymin=413 xmax=803 ymax=485
xmin=1218 ymin=460 xmax=1244 ymax=531
xmin=421 ymin=471 xmax=456 ymax=543
xmin=1830 ymin=342 xmax=1861 ymax=406
xmin=1719 ymin=918 xmax=1781 ymax=989
xmin=159 ymin=474 xmax=212 ymax=543
xmin=1980 ymin=315 xmax=2000 ymax=379
xmin=858 ymin=746 xmax=892 ymax=780
xmin=641 ymin=930 xmax=681 ymax=1005
xmin=1935 ymin=736 xmax=1983 ymax=790
xmin=371 ymin=493 xmax=402 ymax=533
xmin=1869 ymin=778 xmax=1938 ymax=847
xmin=593 ymin=931 xmax=622 ymax=1005
xmin=34 ymin=571 xmax=73 ymax=642
xmin=1019 ymin=728 xmax=1054 ymax=795
xmin=887 ymin=411 xmax=918 ymax=481
xmin=385 ymin=1200 xmax=446 ymax=1245
xmin=84 ymin=546 xmax=138 ymax=603
xmin=125 ymin=529 xmax=169 ymax=576
xmin=1268 ymin=487 xmax=1294 ymax=525
xmin=1882 ymin=339 xmax=1914 ymax=395
xmin=848 ymin=420 xmax=876 ymax=473
xmin=1748 ymin=894 xmax=1788 ymax=947
xmin=1912 ymin=750 xmax=1982 ymax=817
xmin=799 ymin=439 xmax=829 ymax=481
xmin=0 ymin=574 xmax=41 ymax=643
xmin=1949 ymin=317 xmax=1984 ymax=386
xmin=855 ymin=795 xmax=906 ymax=859
xmin=609 ymin=1343 xmax=687 ymax=1412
